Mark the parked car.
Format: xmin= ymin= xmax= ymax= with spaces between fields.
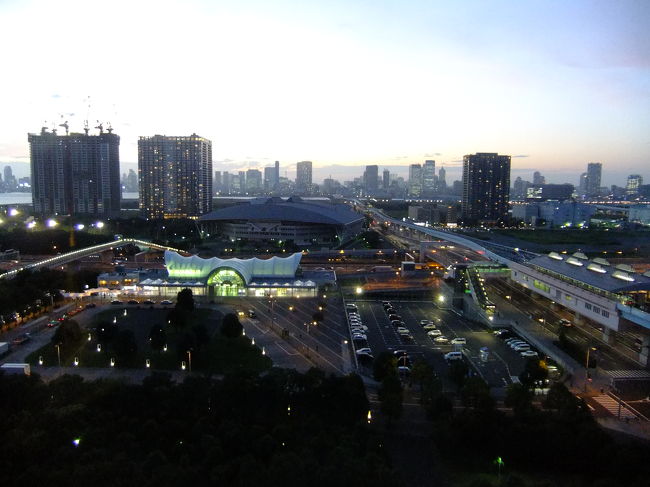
xmin=110 ymin=300 xmax=123 ymax=305
xmin=451 ymin=337 xmax=466 ymax=346
xmin=509 ymin=340 xmax=527 ymax=348
xmin=514 ymin=344 xmax=531 ymax=352
xmin=127 ymin=300 xmax=139 ymax=305
xmin=47 ymin=320 xmax=59 ymax=328
xmin=521 ymin=350 xmax=539 ymax=358
xmin=444 ymin=351 xmax=463 ymax=361
xmin=355 ymin=347 xmax=372 ymax=354
xmin=420 ymin=319 xmax=431 ymax=326
xmin=397 ymin=366 xmax=411 ymax=375
xmin=142 ymin=300 xmax=155 ymax=305
xmin=85 ymin=303 xmax=97 ymax=309
xmin=388 ymin=314 xmax=400 ymax=321
xmin=422 ymin=323 xmax=437 ymax=331
xmin=248 ymin=310 xmax=257 ymax=318
xmin=505 ymin=338 xmax=522 ymax=345
xmin=396 ymin=326 xmax=409 ymax=334
xmin=433 ymin=336 xmax=450 ymax=344
xmin=427 ymin=329 xmax=442 ymax=337
xmin=160 ymin=300 xmax=173 ymax=305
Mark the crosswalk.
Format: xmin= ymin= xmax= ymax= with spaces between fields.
xmin=592 ymin=395 xmax=637 ymax=419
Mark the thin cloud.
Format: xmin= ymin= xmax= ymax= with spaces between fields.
xmin=512 ymin=154 xmax=530 ymax=158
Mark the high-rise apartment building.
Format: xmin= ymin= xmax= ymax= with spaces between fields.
xmin=29 ymin=126 xmax=121 ymax=216
xmin=422 ymin=160 xmax=436 ymax=196
xmin=296 ymin=161 xmax=312 ymax=193
xmin=138 ymin=134 xmax=212 ymax=219
xmin=533 ymin=171 xmax=546 ymax=185
xmin=214 ymin=171 xmax=222 ymax=194
xmin=363 ymin=165 xmax=379 ymax=193
xmin=586 ymin=162 xmax=602 ymax=198
xmin=462 ymin=152 xmax=511 ymax=222
xmin=626 ymin=174 xmax=643 ymax=197
xmin=383 ymin=170 xmax=390 ymax=190
xmin=222 ymin=171 xmax=230 ymax=194
xmin=408 ymin=164 xmax=422 ymax=197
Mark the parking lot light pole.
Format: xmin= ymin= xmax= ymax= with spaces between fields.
xmin=187 ymin=350 xmax=192 ymax=372
xmin=55 ymin=344 xmax=61 ymax=367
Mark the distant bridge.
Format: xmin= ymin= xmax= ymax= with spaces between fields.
xmin=0 ymin=238 xmax=185 ymax=280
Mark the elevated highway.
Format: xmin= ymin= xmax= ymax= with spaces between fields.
xmin=0 ymin=239 xmax=185 ymax=280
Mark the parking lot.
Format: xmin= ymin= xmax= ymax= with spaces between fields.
xmin=346 ymin=299 xmax=540 ymax=390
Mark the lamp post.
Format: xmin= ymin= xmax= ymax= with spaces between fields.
xmin=585 ymin=346 xmax=597 ymax=392
xmin=187 ymin=350 xmax=192 ymax=372
xmin=55 ymin=344 xmax=61 ymax=367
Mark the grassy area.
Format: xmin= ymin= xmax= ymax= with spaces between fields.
xmin=27 ymin=307 xmax=272 ymax=374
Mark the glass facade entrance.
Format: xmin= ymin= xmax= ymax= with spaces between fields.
xmin=207 ymin=268 xmax=246 ymax=297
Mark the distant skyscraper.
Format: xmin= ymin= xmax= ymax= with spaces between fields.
xmin=533 ymin=171 xmax=546 ymax=185
xmin=3 ymin=166 xmax=16 ymax=191
xmin=578 ymin=172 xmax=588 ymax=197
xmin=296 ymin=161 xmax=312 ymax=193
xmin=214 ymin=171 xmax=222 ymax=194
xmin=626 ymin=174 xmax=643 ymax=197
xmin=222 ymin=171 xmax=230 ymax=194
xmin=29 ymin=126 xmax=121 ymax=216
xmin=438 ymin=166 xmax=447 ymax=191
xmin=422 ymin=160 xmax=436 ymax=196
xmin=462 ymin=152 xmax=511 ymax=222
xmin=263 ymin=166 xmax=275 ymax=191
xmin=274 ymin=161 xmax=280 ymax=189
xmin=382 ymin=169 xmax=390 ymax=190
xmin=408 ymin=164 xmax=422 ymax=197
xmin=586 ymin=162 xmax=602 ymax=198
xmin=246 ymin=169 xmax=262 ymax=192
xmin=363 ymin=165 xmax=379 ymax=193
xmin=512 ymin=177 xmax=530 ymax=200
xmin=138 ymin=134 xmax=212 ymax=219
xmin=238 ymin=171 xmax=246 ymax=194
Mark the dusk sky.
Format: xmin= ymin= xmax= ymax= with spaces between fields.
xmin=0 ymin=0 xmax=648 ymax=185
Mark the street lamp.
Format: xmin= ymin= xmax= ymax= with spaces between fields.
xmin=55 ymin=344 xmax=61 ymax=367
xmin=355 ymin=286 xmax=363 ymax=295
xmin=187 ymin=350 xmax=192 ymax=372
xmin=585 ymin=347 xmax=597 ymax=391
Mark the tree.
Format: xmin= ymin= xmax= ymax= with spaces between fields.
xmin=448 ymin=360 xmax=469 ymax=391
xmin=460 ymin=376 xmax=492 ymax=409
xmin=114 ymin=329 xmax=137 ymax=359
xmin=167 ymin=308 xmax=188 ymax=329
xmin=176 ymin=288 xmax=195 ymax=312
xmin=378 ymin=373 xmax=403 ymax=425
xmin=372 ymin=351 xmax=397 ymax=382
xmin=221 ymin=313 xmax=243 ymax=338
xmin=410 ymin=359 xmax=435 ymax=392
xmin=149 ymin=324 xmax=166 ymax=352
xmin=518 ymin=358 xmax=548 ymax=388
xmin=505 ymin=383 xmax=534 ymax=416
xmin=192 ymin=324 xmax=210 ymax=350
xmin=52 ymin=319 xmax=82 ymax=349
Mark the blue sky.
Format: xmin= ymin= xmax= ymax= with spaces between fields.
xmin=0 ymin=0 xmax=648 ymax=186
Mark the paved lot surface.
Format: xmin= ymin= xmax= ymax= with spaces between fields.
xmin=347 ymin=299 xmax=532 ymax=391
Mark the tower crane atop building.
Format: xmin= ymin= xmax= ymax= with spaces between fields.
xmin=106 ymin=122 xmax=113 ymax=134
xmin=84 ymin=120 xmax=89 ymax=135
xmin=59 ymin=120 xmax=69 ymax=135
xmin=95 ymin=121 xmax=103 ymax=135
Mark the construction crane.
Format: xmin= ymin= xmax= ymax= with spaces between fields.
xmin=106 ymin=122 xmax=113 ymax=134
xmin=84 ymin=120 xmax=89 ymax=135
xmin=59 ymin=120 xmax=69 ymax=135
xmin=95 ymin=121 xmax=103 ymax=135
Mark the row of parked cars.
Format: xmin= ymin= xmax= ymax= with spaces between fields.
xmin=346 ymin=303 xmax=374 ymax=361
xmin=382 ymin=301 xmax=413 ymax=341
xmin=495 ymin=329 xmax=539 ymax=358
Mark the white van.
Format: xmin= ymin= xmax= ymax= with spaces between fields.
xmin=450 ymin=337 xmax=466 ymax=346
xmin=444 ymin=351 xmax=463 ymax=361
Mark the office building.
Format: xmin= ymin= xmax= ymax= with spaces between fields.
xmin=626 ymin=174 xmax=643 ymax=197
xmin=462 ymin=152 xmax=511 ymax=223
xmin=586 ymin=162 xmax=602 ymax=198
xmin=138 ymin=134 xmax=212 ymax=219
xmin=363 ymin=165 xmax=379 ymax=193
xmin=408 ymin=164 xmax=422 ymax=197
xmin=222 ymin=171 xmax=230 ymax=194
xmin=526 ymin=184 xmax=574 ymax=201
xmin=422 ymin=160 xmax=436 ymax=196
xmin=382 ymin=170 xmax=390 ymax=190
xmin=296 ymin=161 xmax=312 ymax=194
xmin=28 ymin=126 xmax=121 ymax=216
xmin=246 ymin=169 xmax=262 ymax=192
xmin=533 ymin=171 xmax=546 ymax=185
xmin=438 ymin=166 xmax=447 ymax=191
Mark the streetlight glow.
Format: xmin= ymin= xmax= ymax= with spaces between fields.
xmin=46 ymin=218 xmax=58 ymax=228
xmin=355 ymin=287 xmax=363 ymax=295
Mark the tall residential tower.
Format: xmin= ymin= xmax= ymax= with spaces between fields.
xmin=461 ymin=152 xmax=511 ymax=223
xmin=28 ymin=126 xmax=121 ymax=216
xmin=295 ymin=161 xmax=312 ymax=194
xmin=138 ymin=134 xmax=212 ymax=219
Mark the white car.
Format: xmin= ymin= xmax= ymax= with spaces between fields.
xmin=521 ymin=350 xmax=539 ymax=358
xmin=396 ymin=326 xmax=410 ymax=335
xmin=422 ymin=323 xmax=437 ymax=331
xmin=420 ymin=320 xmax=431 ymax=326
xmin=350 ymin=325 xmax=368 ymax=332
xmin=427 ymin=329 xmax=442 ymax=337
xmin=444 ymin=351 xmax=463 ymax=361
xmin=514 ymin=344 xmax=531 ymax=352
xmin=509 ymin=341 xmax=527 ymax=349
xmin=433 ymin=336 xmax=449 ymax=344
xmin=451 ymin=337 xmax=466 ymax=346
xmin=355 ymin=347 xmax=372 ymax=354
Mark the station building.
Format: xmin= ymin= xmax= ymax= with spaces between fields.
xmin=101 ymin=250 xmax=335 ymax=298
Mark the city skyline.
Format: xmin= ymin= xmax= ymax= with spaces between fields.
xmin=0 ymin=0 xmax=648 ymax=187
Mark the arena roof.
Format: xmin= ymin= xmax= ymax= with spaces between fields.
xmin=164 ymin=250 xmax=302 ymax=285
xmin=199 ymin=197 xmax=364 ymax=226
xmin=527 ymin=253 xmax=650 ymax=293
